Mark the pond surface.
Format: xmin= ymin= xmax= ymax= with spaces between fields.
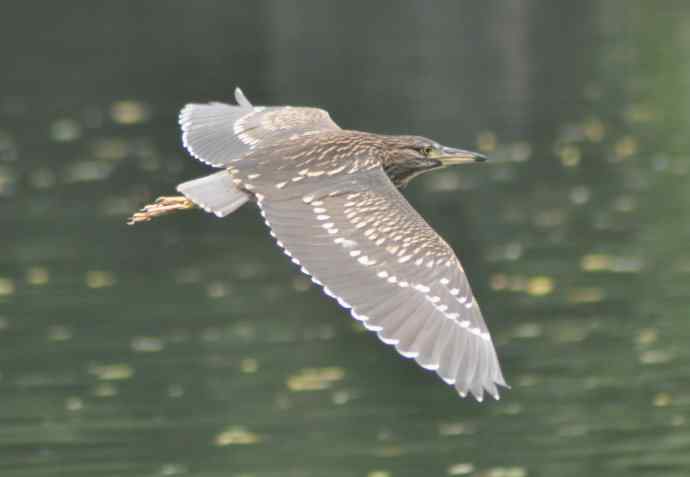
xmin=2 ymin=1 xmax=690 ymax=476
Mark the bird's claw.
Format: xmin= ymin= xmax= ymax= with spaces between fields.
xmin=127 ymin=196 xmax=194 ymax=225
xmin=154 ymin=196 xmax=191 ymax=206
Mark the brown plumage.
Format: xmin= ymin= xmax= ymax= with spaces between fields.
xmin=129 ymin=88 xmax=507 ymax=401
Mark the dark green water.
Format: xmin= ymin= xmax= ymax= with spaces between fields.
xmin=3 ymin=1 xmax=690 ymax=476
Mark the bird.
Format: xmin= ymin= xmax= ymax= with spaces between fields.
xmin=128 ymin=88 xmax=508 ymax=401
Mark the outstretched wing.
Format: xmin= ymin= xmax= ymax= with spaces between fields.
xmin=179 ymin=88 xmax=340 ymax=167
xmin=258 ymin=168 xmax=507 ymax=400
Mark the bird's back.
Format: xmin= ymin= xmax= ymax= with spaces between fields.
xmin=228 ymin=130 xmax=389 ymax=199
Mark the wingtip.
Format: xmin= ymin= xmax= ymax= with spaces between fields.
xmin=178 ymin=103 xmax=193 ymax=127
xmin=234 ymin=87 xmax=252 ymax=108
xmin=456 ymin=380 xmax=506 ymax=402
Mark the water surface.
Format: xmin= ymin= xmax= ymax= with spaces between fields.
xmin=2 ymin=2 xmax=690 ymax=476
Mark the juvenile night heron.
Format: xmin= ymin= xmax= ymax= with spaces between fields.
xmin=129 ymin=88 xmax=508 ymax=401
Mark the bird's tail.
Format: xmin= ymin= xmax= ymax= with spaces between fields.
xmin=127 ymin=170 xmax=250 ymax=225
xmin=177 ymin=170 xmax=250 ymax=217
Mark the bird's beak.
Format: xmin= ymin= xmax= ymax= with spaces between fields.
xmin=437 ymin=146 xmax=488 ymax=165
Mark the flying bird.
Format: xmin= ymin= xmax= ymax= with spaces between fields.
xmin=129 ymin=88 xmax=508 ymax=401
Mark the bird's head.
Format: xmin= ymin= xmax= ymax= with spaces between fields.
xmin=381 ymin=135 xmax=487 ymax=187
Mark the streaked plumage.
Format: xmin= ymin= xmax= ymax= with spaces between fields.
xmin=129 ymin=88 xmax=508 ymax=401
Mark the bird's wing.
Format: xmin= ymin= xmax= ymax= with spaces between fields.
xmin=258 ymin=167 xmax=507 ymax=400
xmin=180 ymin=88 xmax=340 ymax=168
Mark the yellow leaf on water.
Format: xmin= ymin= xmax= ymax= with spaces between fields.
xmin=527 ymin=277 xmax=554 ymax=296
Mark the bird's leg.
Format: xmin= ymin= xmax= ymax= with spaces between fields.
xmin=127 ymin=196 xmax=195 ymax=225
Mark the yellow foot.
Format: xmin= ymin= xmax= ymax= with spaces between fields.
xmin=127 ymin=196 xmax=195 ymax=225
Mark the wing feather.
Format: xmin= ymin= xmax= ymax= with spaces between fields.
xmin=258 ymin=168 xmax=507 ymax=400
xmin=180 ymin=87 xmax=340 ymax=167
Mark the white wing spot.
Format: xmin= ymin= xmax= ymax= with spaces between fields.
xmin=379 ymin=335 xmax=399 ymax=345
xmin=335 ymin=238 xmax=357 ymax=248
xmin=358 ymin=256 xmax=376 ymax=266
xmin=351 ymin=310 xmax=368 ymax=322
xmin=327 ymin=165 xmax=346 ymax=175
xmin=349 ymin=250 xmax=361 ymax=257
xmin=363 ymin=322 xmax=383 ymax=332
xmin=420 ymin=362 xmax=440 ymax=371
xmin=399 ymin=350 xmax=419 ymax=359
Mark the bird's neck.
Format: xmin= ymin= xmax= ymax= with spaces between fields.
xmin=383 ymin=163 xmax=430 ymax=188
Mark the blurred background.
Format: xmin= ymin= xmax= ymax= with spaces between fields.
xmin=2 ymin=1 xmax=690 ymax=476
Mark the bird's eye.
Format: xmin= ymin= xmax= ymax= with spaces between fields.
xmin=421 ymin=146 xmax=433 ymax=156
